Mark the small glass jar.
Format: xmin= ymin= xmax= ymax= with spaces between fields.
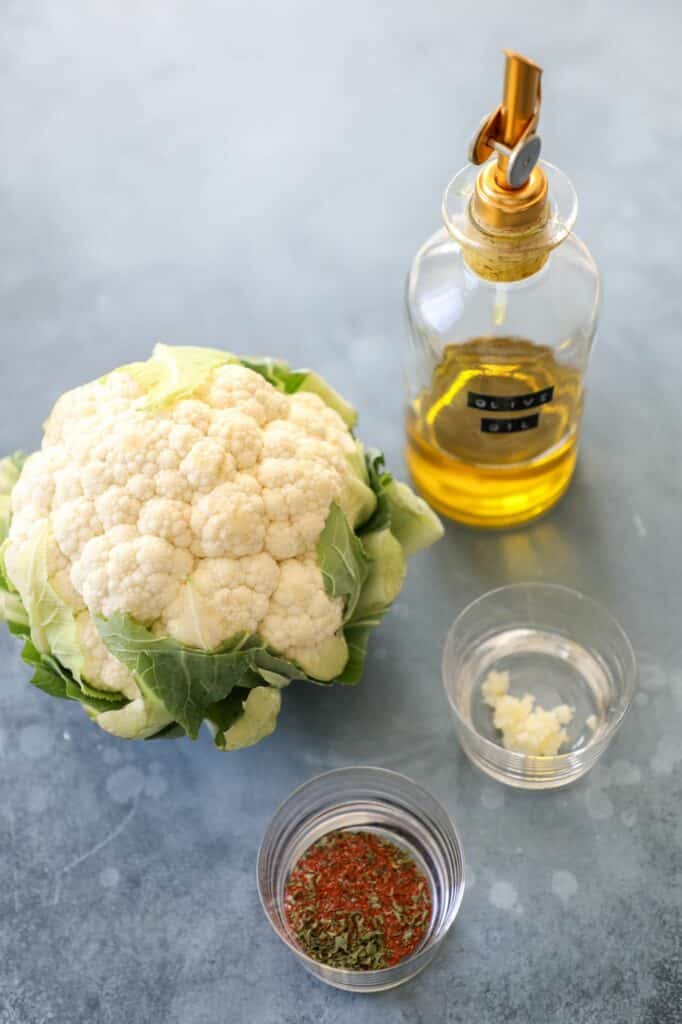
xmin=405 ymin=160 xmax=600 ymax=528
xmin=257 ymin=766 xmax=465 ymax=992
xmin=442 ymin=583 xmax=637 ymax=789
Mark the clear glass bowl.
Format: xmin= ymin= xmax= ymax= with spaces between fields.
xmin=257 ymin=766 xmax=465 ymax=992
xmin=442 ymin=583 xmax=637 ymax=789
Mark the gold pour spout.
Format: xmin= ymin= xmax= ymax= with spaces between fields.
xmin=468 ymin=51 xmax=548 ymax=231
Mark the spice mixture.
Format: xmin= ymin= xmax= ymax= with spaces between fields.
xmin=283 ymin=829 xmax=432 ymax=970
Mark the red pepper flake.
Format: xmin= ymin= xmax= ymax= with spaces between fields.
xmin=284 ymin=829 xmax=432 ymax=970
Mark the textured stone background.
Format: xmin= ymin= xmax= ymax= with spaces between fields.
xmin=0 ymin=2 xmax=680 ymax=1022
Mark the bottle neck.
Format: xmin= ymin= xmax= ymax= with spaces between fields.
xmin=462 ymin=243 xmax=550 ymax=283
xmin=441 ymin=160 xmax=579 ymax=285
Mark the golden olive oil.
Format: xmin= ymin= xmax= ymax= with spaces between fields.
xmin=406 ymin=337 xmax=583 ymax=528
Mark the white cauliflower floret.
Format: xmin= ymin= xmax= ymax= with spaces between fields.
xmin=208 ymin=410 xmax=262 ymax=469
xmin=52 ymin=497 xmax=103 ymax=560
xmin=261 ymin=558 xmax=344 ymax=658
xmin=54 ymin=464 xmax=84 ymax=506
xmin=258 ymin=457 xmax=341 ymax=560
xmin=163 ymin=553 xmax=279 ymax=649
xmin=72 ymin=529 xmax=193 ymax=623
xmin=95 ymin=487 xmax=141 ymax=531
xmin=191 ymin=474 xmax=266 ymax=558
xmin=297 ymin=436 xmax=349 ymax=476
xmin=288 ymin=392 xmax=356 ymax=451
xmin=79 ymin=459 xmax=115 ymax=499
xmin=168 ymin=422 xmax=203 ymax=459
xmin=171 ymin=399 xmax=212 ymax=434
xmin=198 ymin=364 xmax=288 ymax=424
xmin=76 ymin=611 xmax=139 ymax=699
xmin=258 ymin=457 xmax=340 ymax=520
xmin=154 ymin=469 xmax=191 ymax=501
xmin=180 ymin=438 xmax=233 ymax=490
xmin=6 ymin=506 xmax=43 ymax=547
xmin=11 ymin=449 xmax=63 ymax=521
xmin=42 ymin=384 xmax=101 ymax=447
xmin=137 ymin=497 xmax=193 ymax=548
xmin=264 ymin=514 xmax=327 ymax=561
xmin=87 ymin=418 xmax=158 ymax=476
xmin=261 ymin=419 xmax=307 ymax=460
xmin=44 ymin=372 xmax=144 ymax=448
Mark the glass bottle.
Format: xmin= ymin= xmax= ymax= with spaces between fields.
xmin=405 ymin=51 xmax=600 ymax=528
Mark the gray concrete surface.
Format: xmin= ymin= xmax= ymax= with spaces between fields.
xmin=0 ymin=1 xmax=680 ymax=1021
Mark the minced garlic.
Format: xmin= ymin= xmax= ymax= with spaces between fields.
xmin=482 ymin=669 xmax=575 ymax=756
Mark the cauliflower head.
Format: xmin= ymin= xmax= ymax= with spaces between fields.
xmin=0 ymin=345 xmax=443 ymax=749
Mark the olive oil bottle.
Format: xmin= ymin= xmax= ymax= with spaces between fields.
xmin=405 ymin=51 xmax=599 ymax=528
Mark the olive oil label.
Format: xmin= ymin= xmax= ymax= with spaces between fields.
xmin=410 ymin=338 xmax=580 ymax=466
xmin=467 ymin=385 xmax=554 ymax=412
xmin=481 ymin=414 xmax=540 ymax=433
